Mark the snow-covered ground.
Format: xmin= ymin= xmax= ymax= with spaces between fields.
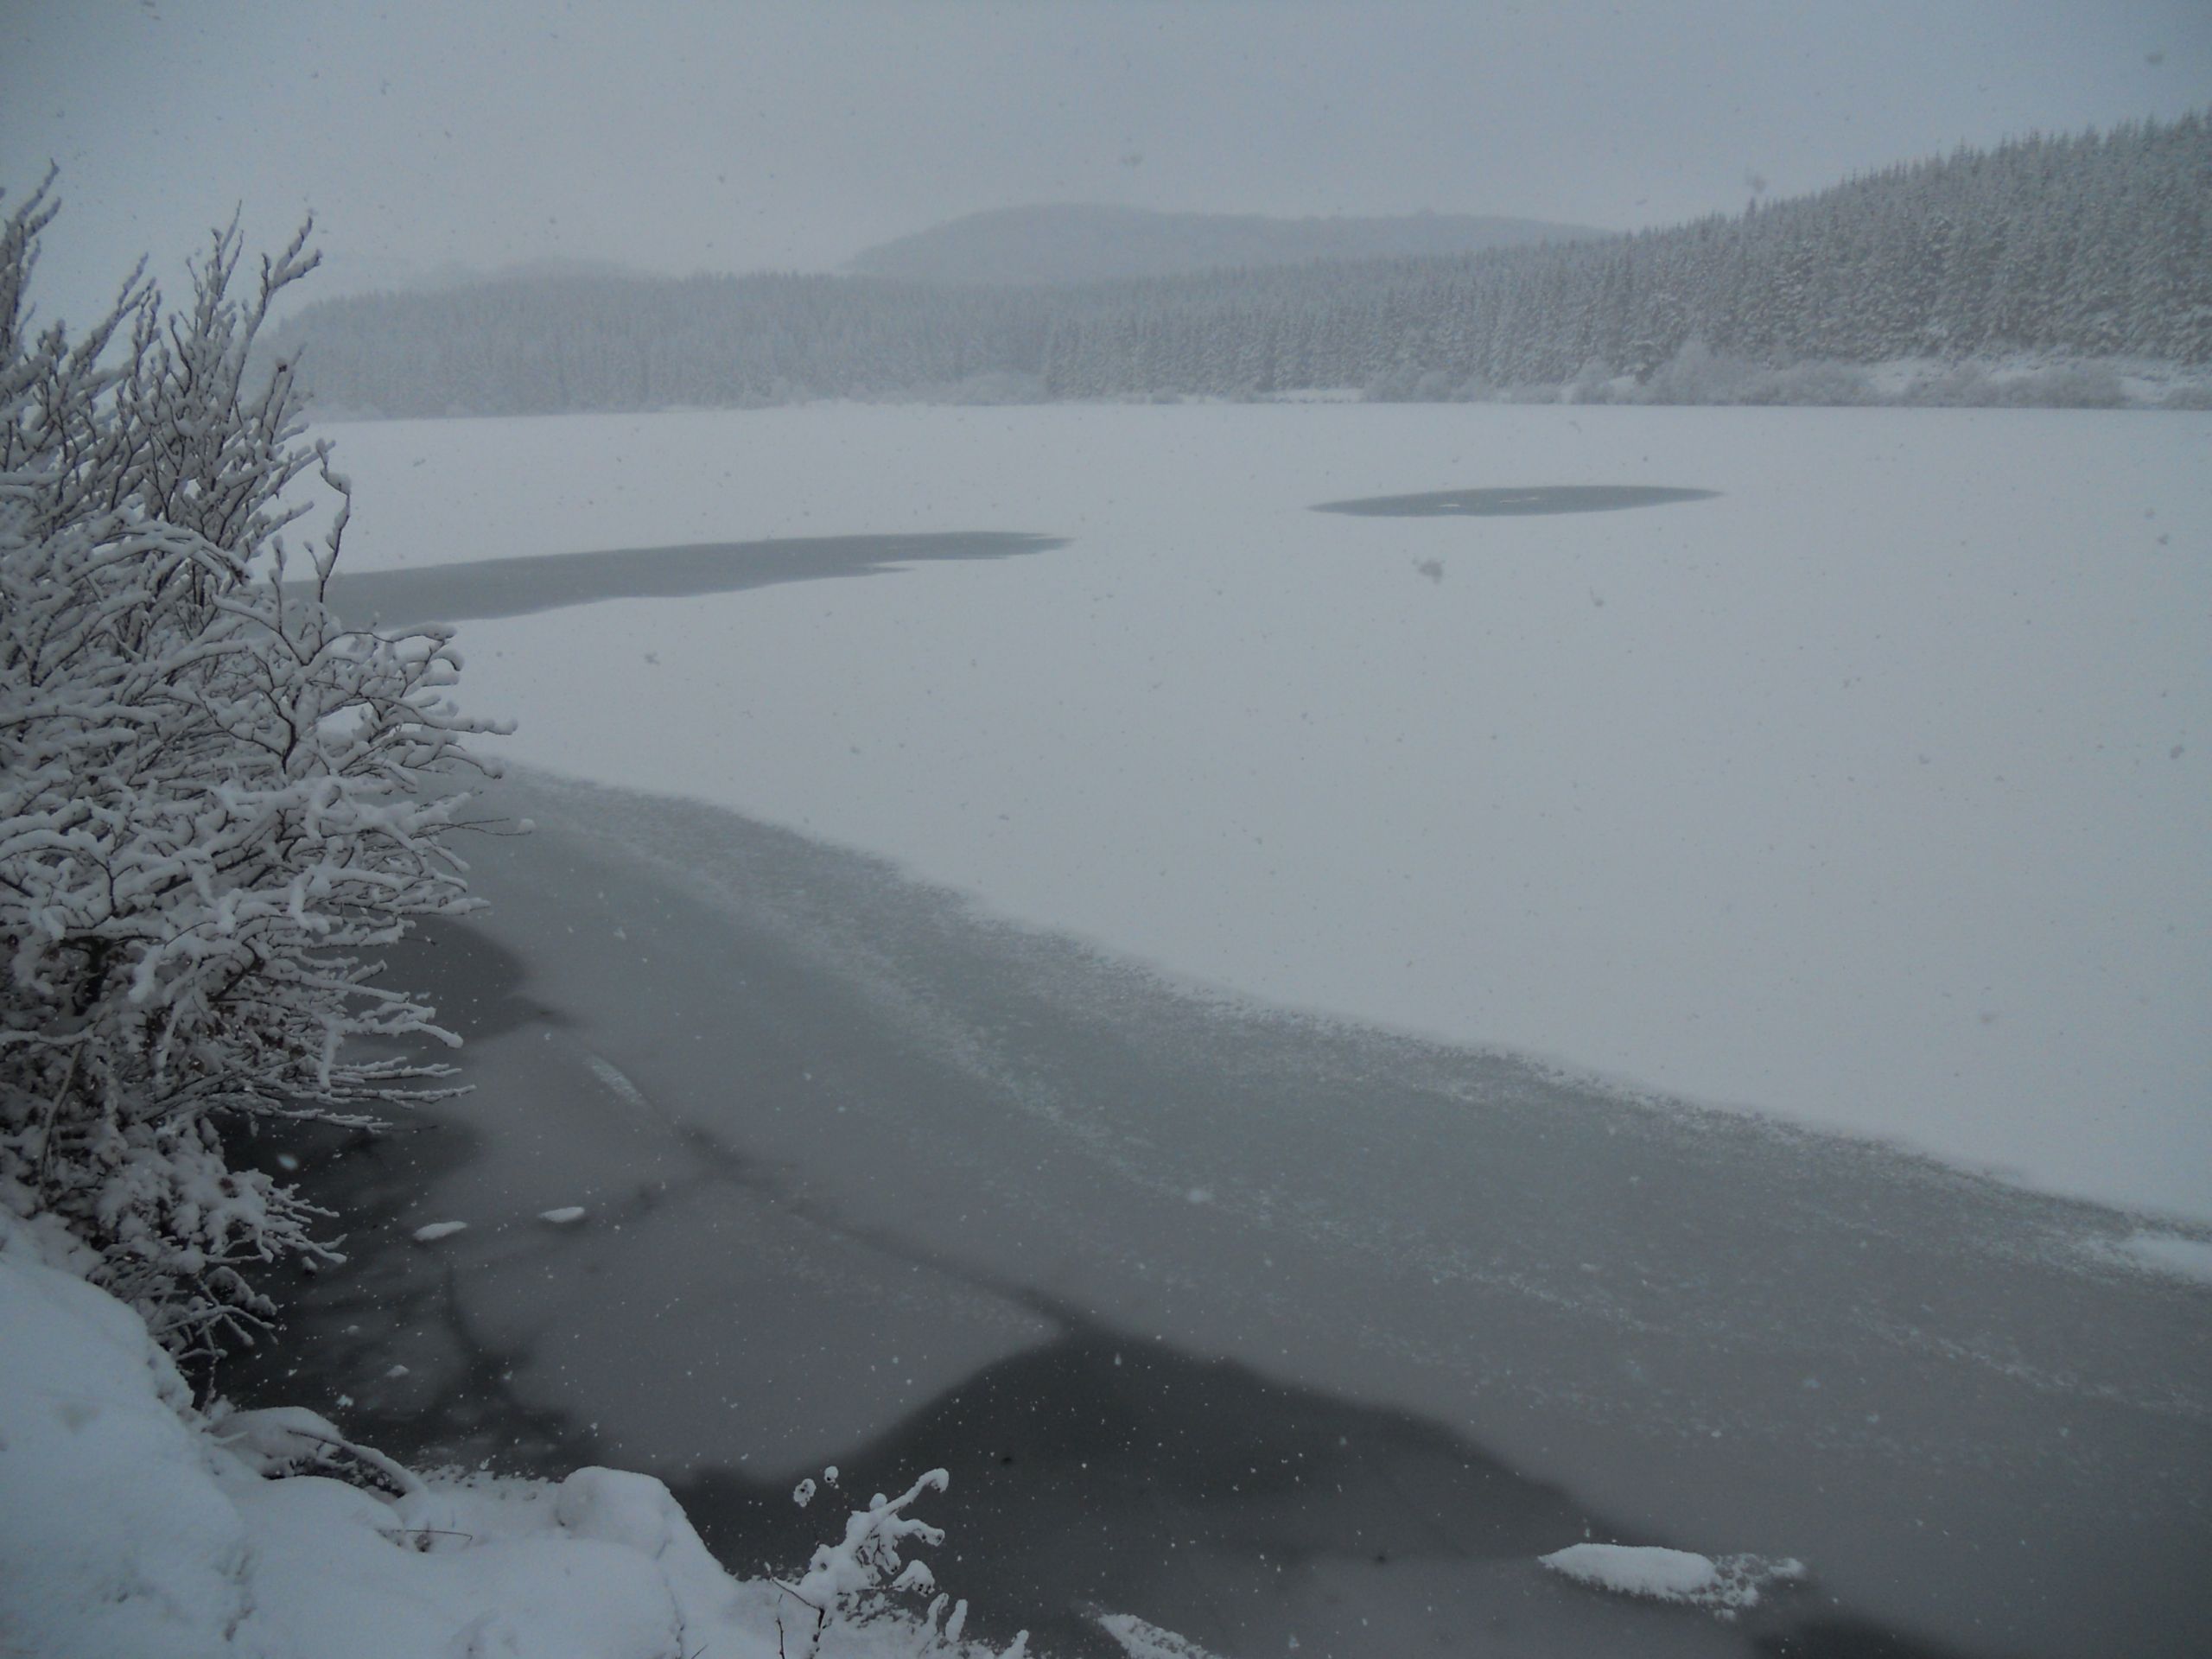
xmin=321 ymin=401 xmax=2212 ymax=1220
xmin=0 ymin=1217 xmax=1029 ymax=1659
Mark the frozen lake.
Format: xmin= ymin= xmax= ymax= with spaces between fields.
xmin=226 ymin=400 xmax=2212 ymax=1657
xmin=324 ymin=401 xmax=2212 ymax=1220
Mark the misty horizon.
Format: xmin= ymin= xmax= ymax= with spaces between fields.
xmin=5 ymin=1 xmax=2206 ymax=315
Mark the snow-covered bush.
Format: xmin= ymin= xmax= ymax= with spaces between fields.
xmin=1899 ymin=360 xmax=1994 ymax=406
xmin=0 ymin=178 xmax=505 ymax=1361
xmin=1735 ymin=358 xmax=1875 ymax=406
xmin=776 ymin=1466 xmax=1026 ymax=1658
xmin=1638 ymin=337 xmax=1760 ymax=404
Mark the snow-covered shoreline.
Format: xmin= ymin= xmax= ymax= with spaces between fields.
xmin=0 ymin=1214 xmax=1027 ymax=1659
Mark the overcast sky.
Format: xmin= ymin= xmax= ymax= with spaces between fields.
xmin=3 ymin=0 xmax=2206 ymax=314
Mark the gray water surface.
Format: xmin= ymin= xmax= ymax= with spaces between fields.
xmin=1313 ymin=484 xmax=1719 ymax=516
xmin=229 ymin=772 xmax=2210 ymax=1659
xmin=313 ymin=531 xmax=1065 ymax=626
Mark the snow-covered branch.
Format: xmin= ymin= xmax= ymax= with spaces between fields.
xmin=0 ymin=179 xmax=508 ymax=1360
xmin=776 ymin=1466 xmax=1027 ymax=1659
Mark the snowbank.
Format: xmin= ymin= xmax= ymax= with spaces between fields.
xmin=0 ymin=1223 xmax=251 ymax=1658
xmin=0 ymin=1220 xmax=1020 ymax=1658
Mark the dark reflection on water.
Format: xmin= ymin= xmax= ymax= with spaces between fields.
xmin=1313 ymin=484 xmax=1719 ymax=517
xmin=310 ymin=530 xmax=1066 ymax=626
xmin=220 ymin=925 xmax=606 ymax=1478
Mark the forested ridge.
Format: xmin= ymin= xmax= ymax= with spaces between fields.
xmin=279 ymin=114 xmax=2211 ymax=416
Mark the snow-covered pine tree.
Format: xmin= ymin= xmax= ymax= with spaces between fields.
xmin=0 ymin=178 xmax=507 ymax=1362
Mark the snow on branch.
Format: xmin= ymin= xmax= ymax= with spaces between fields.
xmin=772 ymin=1466 xmax=1028 ymax=1658
xmin=0 ymin=178 xmax=509 ymax=1362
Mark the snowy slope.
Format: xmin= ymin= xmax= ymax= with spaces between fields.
xmin=319 ymin=402 xmax=2212 ymax=1218
xmin=0 ymin=1220 xmax=1026 ymax=1659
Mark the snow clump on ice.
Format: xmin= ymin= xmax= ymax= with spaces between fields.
xmin=1540 ymin=1541 xmax=1805 ymax=1617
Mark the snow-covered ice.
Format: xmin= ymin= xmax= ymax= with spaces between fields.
xmin=409 ymin=1219 xmax=468 ymax=1243
xmin=1543 ymin=1542 xmax=1723 ymax=1600
xmin=321 ymin=402 xmax=2212 ymax=1220
xmin=1539 ymin=1542 xmax=1805 ymax=1615
xmin=538 ymin=1205 xmax=588 ymax=1224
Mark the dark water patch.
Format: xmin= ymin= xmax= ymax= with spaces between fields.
xmin=223 ymin=1114 xmax=607 ymax=1477
xmin=311 ymin=530 xmax=1066 ymax=626
xmin=482 ymin=776 xmax=2205 ymax=1659
xmin=676 ymin=1308 xmax=1779 ymax=1659
xmin=1313 ymin=484 xmax=1719 ymax=517
xmin=1756 ymin=1619 xmax=1992 ymax=1659
xmin=213 ymin=781 xmax=2056 ymax=1659
xmin=218 ymin=775 xmax=2208 ymax=1657
xmin=220 ymin=922 xmax=606 ymax=1476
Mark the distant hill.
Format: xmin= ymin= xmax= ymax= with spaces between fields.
xmin=844 ymin=203 xmax=1607 ymax=285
